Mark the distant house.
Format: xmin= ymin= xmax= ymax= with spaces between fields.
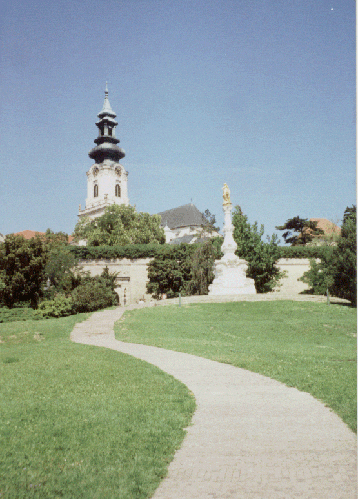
xmin=158 ymin=203 xmax=220 ymax=244
xmin=306 ymin=218 xmax=341 ymax=246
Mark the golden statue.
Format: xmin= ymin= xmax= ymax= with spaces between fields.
xmin=222 ymin=183 xmax=231 ymax=205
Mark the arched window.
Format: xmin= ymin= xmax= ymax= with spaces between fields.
xmin=94 ymin=184 xmax=98 ymax=197
xmin=115 ymin=184 xmax=121 ymax=197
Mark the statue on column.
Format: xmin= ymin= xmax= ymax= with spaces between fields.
xmin=222 ymin=183 xmax=231 ymax=206
xmin=208 ymin=184 xmax=256 ymax=296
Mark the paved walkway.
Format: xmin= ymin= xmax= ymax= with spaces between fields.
xmin=71 ymin=301 xmax=357 ymax=498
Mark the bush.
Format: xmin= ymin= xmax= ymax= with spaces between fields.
xmin=35 ymin=295 xmax=75 ymax=319
xmin=71 ymin=281 xmax=118 ymax=313
xmin=146 ymin=242 xmax=221 ymax=299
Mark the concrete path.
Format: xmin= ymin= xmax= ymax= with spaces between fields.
xmin=71 ymin=305 xmax=357 ymax=499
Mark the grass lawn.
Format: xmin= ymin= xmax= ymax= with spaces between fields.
xmin=115 ymin=300 xmax=357 ymax=432
xmin=0 ymin=314 xmax=195 ymax=498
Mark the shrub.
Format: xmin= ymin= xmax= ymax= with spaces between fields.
xmin=35 ymin=295 xmax=74 ymax=319
xmin=71 ymin=281 xmax=118 ymax=313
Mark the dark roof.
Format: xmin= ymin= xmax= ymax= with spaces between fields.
xmin=158 ymin=203 xmax=205 ymax=229
xmin=168 ymin=235 xmax=197 ymax=245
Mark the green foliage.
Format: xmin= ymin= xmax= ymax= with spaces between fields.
xmin=44 ymin=243 xmax=80 ymax=294
xmin=35 ymin=294 xmax=74 ymax=319
xmin=276 ymin=216 xmax=324 ymax=245
xmin=184 ymin=242 xmax=216 ymax=295
xmin=70 ymin=243 xmax=169 ymax=260
xmin=300 ymin=206 xmax=356 ymax=305
xmin=146 ymin=243 xmax=221 ymax=298
xmin=277 ymin=245 xmax=329 ymax=259
xmin=71 ymin=268 xmax=118 ymax=313
xmin=0 ymin=235 xmax=47 ymax=308
xmin=232 ymin=206 xmax=284 ymax=293
xmin=146 ymin=245 xmax=193 ymax=298
xmin=200 ymin=209 xmax=220 ymax=235
xmin=73 ymin=204 xmax=165 ymax=246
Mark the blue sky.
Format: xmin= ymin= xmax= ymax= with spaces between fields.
xmin=0 ymin=0 xmax=355 ymax=242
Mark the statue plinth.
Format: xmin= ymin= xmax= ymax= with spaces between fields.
xmin=209 ymin=198 xmax=256 ymax=296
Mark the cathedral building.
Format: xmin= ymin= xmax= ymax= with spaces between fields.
xmin=78 ymin=85 xmax=129 ymax=220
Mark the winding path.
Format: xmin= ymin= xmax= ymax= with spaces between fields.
xmin=71 ymin=304 xmax=357 ymax=499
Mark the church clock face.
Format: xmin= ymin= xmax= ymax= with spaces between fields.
xmin=93 ymin=167 xmax=99 ymax=176
xmin=115 ymin=167 xmax=121 ymax=176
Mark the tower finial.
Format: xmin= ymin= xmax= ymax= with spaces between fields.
xmin=105 ymin=81 xmax=109 ymax=97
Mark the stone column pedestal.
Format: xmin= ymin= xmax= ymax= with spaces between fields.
xmin=209 ymin=203 xmax=256 ymax=295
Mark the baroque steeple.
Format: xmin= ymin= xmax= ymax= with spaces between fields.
xmin=78 ymin=85 xmax=129 ymax=220
xmin=88 ymin=84 xmax=125 ymax=164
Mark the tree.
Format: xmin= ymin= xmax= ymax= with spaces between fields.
xmin=300 ymin=206 xmax=356 ymax=306
xmin=330 ymin=205 xmax=356 ymax=305
xmin=146 ymin=245 xmax=193 ymax=298
xmin=275 ymin=216 xmax=324 ymax=245
xmin=184 ymin=242 xmax=216 ymax=295
xmin=232 ymin=207 xmax=284 ymax=293
xmin=200 ymin=209 xmax=220 ymax=235
xmin=44 ymin=244 xmax=80 ymax=295
xmin=73 ymin=205 xmax=165 ymax=246
xmin=0 ymin=235 xmax=47 ymax=308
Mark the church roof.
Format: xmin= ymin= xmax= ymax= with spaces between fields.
xmin=158 ymin=203 xmax=206 ymax=229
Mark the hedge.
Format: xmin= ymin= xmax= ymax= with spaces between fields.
xmin=69 ymin=242 xmax=222 ymax=261
xmin=70 ymin=242 xmax=331 ymax=261
xmin=277 ymin=245 xmax=334 ymax=259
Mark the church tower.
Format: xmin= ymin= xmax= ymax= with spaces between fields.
xmin=78 ymin=85 xmax=129 ymax=219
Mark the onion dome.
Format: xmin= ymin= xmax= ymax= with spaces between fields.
xmin=89 ymin=84 xmax=125 ymax=163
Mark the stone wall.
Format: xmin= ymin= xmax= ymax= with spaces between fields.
xmin=79 ymin=258 xmax=152 ymax=306
xmin=274 ymin=258 xmax=312 ymax=294
xmin=80 ymin=257 xmax=313 ymax=304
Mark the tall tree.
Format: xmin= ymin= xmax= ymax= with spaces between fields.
xmin=275 ymin=216 xmax=324 ymax=245
xmin=232 ymin=207 xmax=284 ymax=293
xmin=73 ymin=205 xmax=165 ymax=246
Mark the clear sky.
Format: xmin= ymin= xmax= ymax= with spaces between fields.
xmin=0 ymin=0 xmax=355 ymax=242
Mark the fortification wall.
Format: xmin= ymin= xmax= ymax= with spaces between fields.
xmin=80 ymin=257 xmax=313 ymax=304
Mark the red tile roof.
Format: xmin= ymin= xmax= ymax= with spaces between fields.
xmin=309 ymin=218 xmax=341 ymax=235
xmin=13 ymin=230 xmax=46 ymax=239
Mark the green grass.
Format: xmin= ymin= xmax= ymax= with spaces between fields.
xmin=0 ymin=315 xmax=195 ymax=498
xmin=115 ymin=301 xmax=357 ymax=432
